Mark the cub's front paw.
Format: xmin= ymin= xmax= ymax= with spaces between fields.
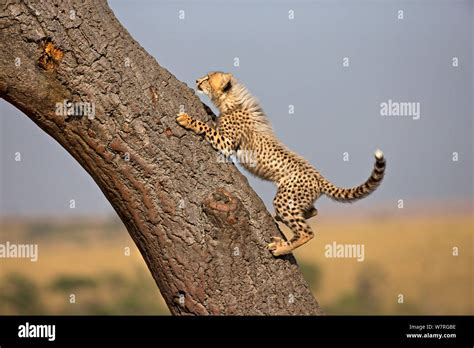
xmin=176 ymin=112 xmax=193 ymax=129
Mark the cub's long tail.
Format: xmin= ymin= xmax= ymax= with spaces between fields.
xmin=321 ymin=149 xmax=386 ymax=202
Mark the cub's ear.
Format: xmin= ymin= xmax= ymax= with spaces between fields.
xmin=221 ymin=73 xmax=233 ymax=92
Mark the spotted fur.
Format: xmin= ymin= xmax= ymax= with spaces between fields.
xmin=176 ymin=72 xmax=386 ymax=256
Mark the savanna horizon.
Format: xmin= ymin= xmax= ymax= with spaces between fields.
xmin=1 ymin=198 xmax=471 ymax=315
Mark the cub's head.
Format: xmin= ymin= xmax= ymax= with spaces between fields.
xmin=196 ymin=71 xmax=234 ymax=103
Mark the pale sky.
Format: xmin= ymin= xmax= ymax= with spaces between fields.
xmin=1 ymin=0 xmax=472 ymax=216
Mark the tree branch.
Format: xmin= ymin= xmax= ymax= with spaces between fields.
xmin=0 ymin=0 xmax=322 ymax=315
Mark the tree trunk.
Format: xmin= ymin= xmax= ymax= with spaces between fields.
xmin=0 ymin=0 xmax=322 ymax=315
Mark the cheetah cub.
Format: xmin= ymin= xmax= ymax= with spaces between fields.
xmin=176 ymin=72 xmax=386 ymax=256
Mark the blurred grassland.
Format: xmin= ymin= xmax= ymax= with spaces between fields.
xmin=0 ymin=207 xmax=472 ymax=315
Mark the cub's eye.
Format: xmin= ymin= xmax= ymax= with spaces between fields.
xmin=222 ymin=81 xmax=232 ymax=92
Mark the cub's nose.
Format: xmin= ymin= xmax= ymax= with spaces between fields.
xmin=196 ymin=80 xmax=199 ymax=84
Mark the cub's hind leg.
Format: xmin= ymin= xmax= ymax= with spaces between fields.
xmin=268 ymin=184 xmax=315 ymax=256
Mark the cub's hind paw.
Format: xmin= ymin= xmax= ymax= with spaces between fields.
xmin=267 ymin=236 xmax=293 ymax=257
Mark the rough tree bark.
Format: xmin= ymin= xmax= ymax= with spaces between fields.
xmin=0 ymin=0 xmax=323 ymax=315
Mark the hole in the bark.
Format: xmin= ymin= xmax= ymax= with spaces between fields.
xmin=174 ymin=291 xmax=186 ymax=307
xmin=38 ymin=37 xmax=64 ymax=71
